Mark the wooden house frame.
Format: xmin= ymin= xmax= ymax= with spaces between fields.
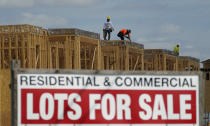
xmin=144 ymin=49 xmax=178 ymax=71
xmin=101 ymin=40 xmax=144 ymax=70
xmin=48 ymin=28 xmax=101 ymax=70
xmin=178 ymin=56 xmax=200 ymax=71
xmin=0 ymin=24 xmax=48 ymax=69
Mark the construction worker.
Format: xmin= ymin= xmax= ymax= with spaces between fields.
xmin=117 ymin=29 xmax=131 ymax=41
xmin=103 ymin=16 xmax=114 ymax=40
xmin=174 ymin=44 xmax=180 ymax=56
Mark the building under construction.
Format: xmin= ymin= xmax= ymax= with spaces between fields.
xmin=144 ymin=49 xmax=178 ymax=71
xmin=0 ymin=24 xmax=204 ymax=126
xmin=47 ymin=28 xmax=101 ymax=70
xmin=201 ymin=59 xmax=210 ymax=126
xmin=101 ymin=40 xmax=144 ymax=70
xmin=0 ymin=24 xmax=48 ymax=69
xmin=0 ymin=24 xmax=200 ymax=71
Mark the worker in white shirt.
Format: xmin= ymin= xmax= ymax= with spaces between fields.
xmin=103 ymin=16 xmax=114 ymax=40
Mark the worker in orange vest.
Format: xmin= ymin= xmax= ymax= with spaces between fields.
xmin=117 ymin=29 xmax=131 ymax=41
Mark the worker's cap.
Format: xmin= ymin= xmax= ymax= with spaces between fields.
xmin=107 ymin=16 xmax=111 ymax=20
xmin=127 ymin=29 xmax=131 ymax=33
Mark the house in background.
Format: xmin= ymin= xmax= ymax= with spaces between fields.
xmin=201 ymin=59 xmax=210 ymax=126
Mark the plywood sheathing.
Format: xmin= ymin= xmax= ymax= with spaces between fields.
xmin=144 ymin=49 xmax=178 ymax=71
xmin=0 ymin=69 xmax=11 ymax=126
xmin=178 ymin=56 xmax=200 ymax=71
xmin=101 ymin=40 xmax=144 ymax=70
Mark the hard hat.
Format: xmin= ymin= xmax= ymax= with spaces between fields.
xmin=107 ymin=16 xmax=111 ymax=20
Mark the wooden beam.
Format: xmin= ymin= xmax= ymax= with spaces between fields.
xmin=56 ymin=41 xmax=59 ymax=69
xmin=65 ymin=36 xmax=69 ymax=69
xmin=141 ymin=52 xmax=144 ymax=71
xmin=163 ymin=55 xmax=166 ymax=71
xmin=91 ymin=47 xmax=96 ymax=70
xmin=97 ymin=40 xmax=102 ymax=70
xmin=75 ymin=36 xmax=81 ymax=69
xmin=8 ymin=36 xmax=11 ymax=68
xmin=35 ymin=53 xmax=39 ymax=69
xmin=125 ymin=46 xmax=129 ymax=70
xmin=133 ymin=56 xmax=139 ymax=71
xmin=175 ymin=56 xmax=178 ymax=71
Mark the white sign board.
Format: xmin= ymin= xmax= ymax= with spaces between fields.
xmin=17 ymin=74 xmax=199 ymax=126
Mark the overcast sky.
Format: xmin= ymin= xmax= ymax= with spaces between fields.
xmin=0 ymin=0 xmax=210 ymax=61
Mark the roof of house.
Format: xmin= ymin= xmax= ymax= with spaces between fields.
xmin=202 ymin=59 xmax=210 ymax=63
